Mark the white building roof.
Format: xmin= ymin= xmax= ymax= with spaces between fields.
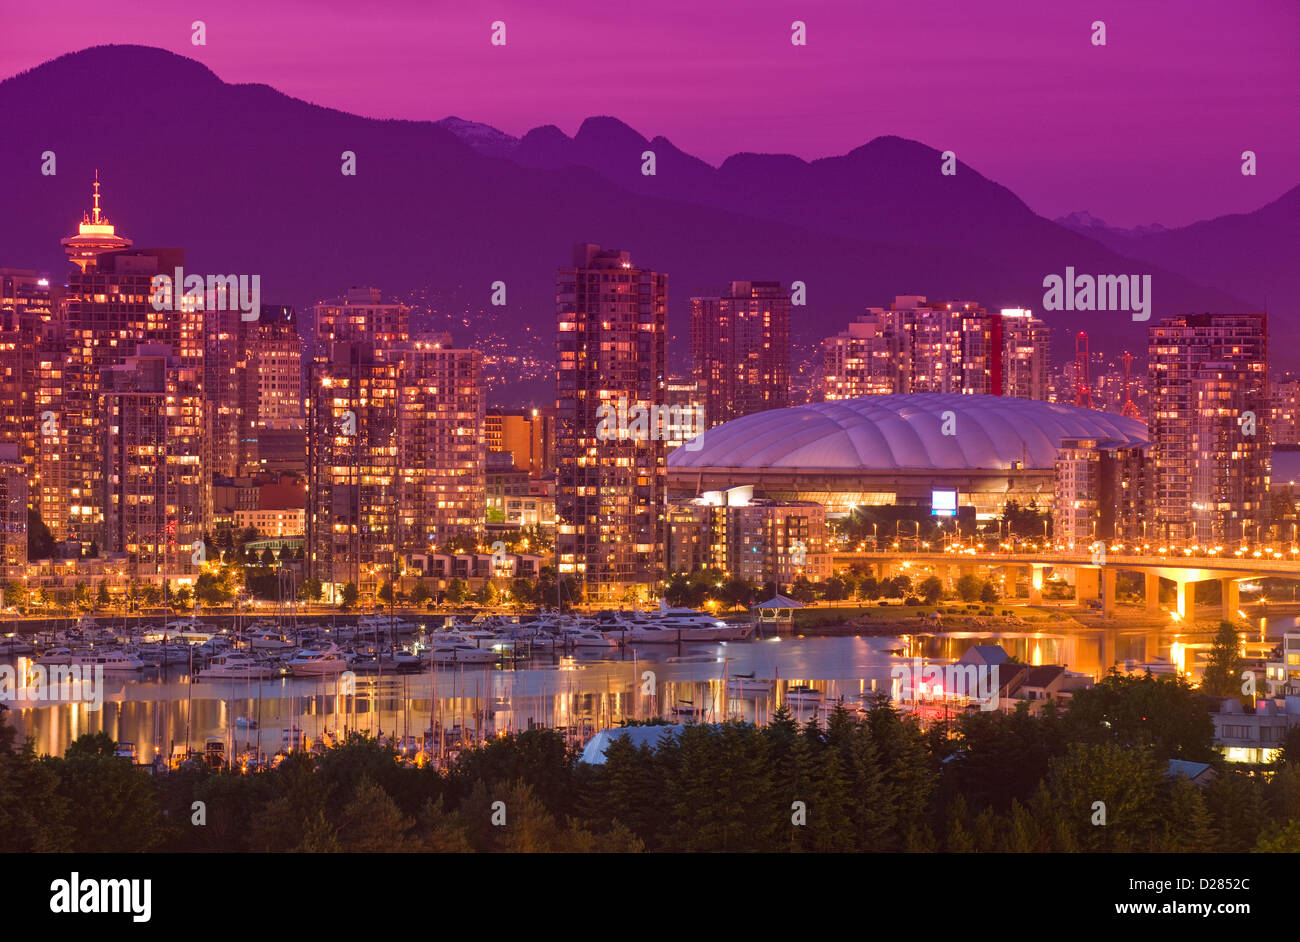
xmin=669 ymin=394 xmax=1148 ymax=472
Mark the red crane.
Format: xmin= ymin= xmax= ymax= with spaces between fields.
xmin=1120 ymin=351 xmax=1141 ymax=418
xmin=1074 ymin=331 xmax=1095 ymax=409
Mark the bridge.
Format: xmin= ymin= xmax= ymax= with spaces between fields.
xmin=831 ymin=549 xmax=1300 ymax=621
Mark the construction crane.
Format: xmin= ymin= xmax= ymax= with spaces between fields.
xmin=1073 ymin=331 xmax=1095 ymax=409
xmin=1120 ymin=351 xmax=1142 ymax=418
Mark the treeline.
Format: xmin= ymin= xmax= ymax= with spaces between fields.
xmin=2 ymin=671 xmax=1298 ymax=853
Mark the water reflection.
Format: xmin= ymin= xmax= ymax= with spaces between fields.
xmin=6 ymin=617 xmax=1296 ymax=760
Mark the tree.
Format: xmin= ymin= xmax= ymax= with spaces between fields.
xmin=408 ymin=581 xmax=433 ymax=608
xmin=918 ymin=575 xmax=943 ymax=605
xmin=299 ymin=577 xmax=324 ymax=603
xmin=446 ymin=578 xmax=470 ymax=605
xmin=979 ymin=580 xmax=999 ymax=603
xmin=95 ymin=581 xmax=110 ymax=610
xmin=1201 ymin=621 xmax=1245 ymax=699
xmin=339 ymin=581 xmax=359 ymax=610
xmin=956 ymin=573 xmax=982 ymax=602
xmin=26 ymin=508 xmax=54 ymax=560
xmin=789 ymin=576 xmax=818 ymax=605
xmin=718 ymin=577 xmax=754 ymax=610
xmin=378 ymin=580 xmax=395 ymax=605
xmin=1062 ymin=670 xmax=1216 ymax=762
xmin=1045 ymin=742 xmax=1163 ymax=852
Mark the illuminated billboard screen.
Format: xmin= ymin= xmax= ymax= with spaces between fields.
xmin=931 ymin=489 xmax=958 ymax=516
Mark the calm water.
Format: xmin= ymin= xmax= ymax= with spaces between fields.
xmin=5 ymin=617 xmax=1296 ymax=761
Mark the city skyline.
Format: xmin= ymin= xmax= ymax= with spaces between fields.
xmin=1 ymin=8 xmax=1297 ymax=876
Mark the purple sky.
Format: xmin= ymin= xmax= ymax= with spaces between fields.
xmin=6 ymin=0 xmax=1297 ymax=227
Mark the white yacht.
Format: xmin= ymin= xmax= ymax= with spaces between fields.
xmin=727 ymin=675 xmax=775 ymax=695
xmin=246 ymin=628 xmax=296 ymax=653
xmin=428 ymin=642 xmax=499 ymax=664
xmin=784 ymin=685 xmax=824 ymax=705
xmin=71 ymin=649 xmax=146 ymax=672
xmin=655 ymin=605 xmax=757 ymax=641
xmin=288 ymin=642 xmax=352 ymax=676
xmin=32 ymin=646 xmax=77 ymax=666
xmin=197 ymin=651 xmax=279 ymax=680
xmin=560 ymin=627 xmax=620 ymax=648
xmin=0 ymin=635 xmax=35 ymax=656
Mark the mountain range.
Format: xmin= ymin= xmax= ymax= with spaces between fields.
xmin=2 ymin=44 xmax=1294 ymax=396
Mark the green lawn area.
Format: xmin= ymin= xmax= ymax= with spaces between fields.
xmin=790 ymin=602 xmax=1074 ymax=628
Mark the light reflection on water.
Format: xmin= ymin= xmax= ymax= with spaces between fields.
xmin=4 ymin=619 xmax=1289 ymax=761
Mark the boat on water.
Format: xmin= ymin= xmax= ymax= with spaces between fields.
xmin=561 ymin=627 xmax=620 ymax=648
xmin=727 ymin=675 xmax=775 ymax=695
xmin=784 ymin=684 xmax=824 ymax=704
xmin=428 ymin=642 xmax=499 ymax=664
xmin=197 ymin=651 xmax=279 ymax=681
xmin=656 ymin=605 xmax=757 ymax=641
xmin=0 ymin=635 xmax=35 ymax=656
xmin=31 ymin=646 xmax=78 ymax=666
xmin=70 ymin=649 xmax=146 ymax=672
xmin=246 ymin=628 xmax=296 ymax=653
xmin=287 ymin=642 xmax=352 ymax=676
xmin=133 ymin=642 xmax=193 ymax=667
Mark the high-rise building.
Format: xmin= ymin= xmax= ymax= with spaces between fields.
xmin=1272 ymin=376 xmax=1300 ymax=446
xmin=0 ymin=442 xmax=27 ymax=579
xmin=390 ymin=336 xmax=485 ymax=552
xmin=307 ymin=329 xmax=483 ymax=596
xmin=1053 ymin=437 xmax=1148 ymax=549
xmin=99 ymin=346 xmax=206 ymax=580
xmin=0 ymin=269 xmax=53 ymax=470
xmin=667 ymin=487 xmax=831 ymax=584
xmin=41 ymin=178 xmax=205 ymax=547
xmin=312 ymin=286 xmax=410 ymax=350
xmin=485 ymin=406 xmax=554 ymax=476
xmin=555 ymin=244 xmax=667 ymax=600
xmin=690 ymin=281 xmax=790 ymax=427
xmin=997 ymin=308 xmax=1051 ymax=400
xmin=822 ymin=314 xmax=899 ymax=399
xmin=238 ymin=304 xmax=304 ymax=473
xmin=822 ymin=297 xmax=1049 ymax=401
xmin=1148 ymin=313 xmax=1270 ymax=544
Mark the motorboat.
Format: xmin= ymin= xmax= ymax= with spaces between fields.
xmin=656 ymin=607 xmax=757 ymax=641
xmin=560 ymin=627 xmax=620 ymax=648
xmin=785 ymin=684 xmax=824 ymax=705
xmin=287 ymin=642 xmax=352 ymax=676
xmin=70 ymin=648 xmax=146 ymax=672
xmin=0 ymin=635 xmax=35 ymax=656
xmin=32 ymin=646 xmax=77 ymax=666
xmin=428 ymin=642 xmax=499 ymax=664
xmin=197 ymin=651 xmax=279 ymax=680
xmin=133 ymin=642 xmax=193 ymax=667
xmin=246 ymin=628 xmax=296 ymax=653
xmin=727 ymin=674 xmax=775 ymax=695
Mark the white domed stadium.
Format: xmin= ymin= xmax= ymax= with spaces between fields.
xmin=668 ymin=394 xmax=1148 ymax=516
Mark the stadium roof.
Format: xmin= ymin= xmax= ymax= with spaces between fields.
xmin=670 ymin=394 xmax=1148 ymax=472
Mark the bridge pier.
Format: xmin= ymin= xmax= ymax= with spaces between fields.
xmin=1222 ymin=578 xmax=1240 ymax=622
xmin=1102 ymin=568 xmax=1118 ymax=617
xmin=1029 ymin=564 xmax=1044 ymax=606
xmin=1145 ymin=572 xmax=1161 ymax=614
xmin=1175 ymin=581 xmax=1189 ymax=619
xmin=1075 ymin=566 xmax=1100 ymax=605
